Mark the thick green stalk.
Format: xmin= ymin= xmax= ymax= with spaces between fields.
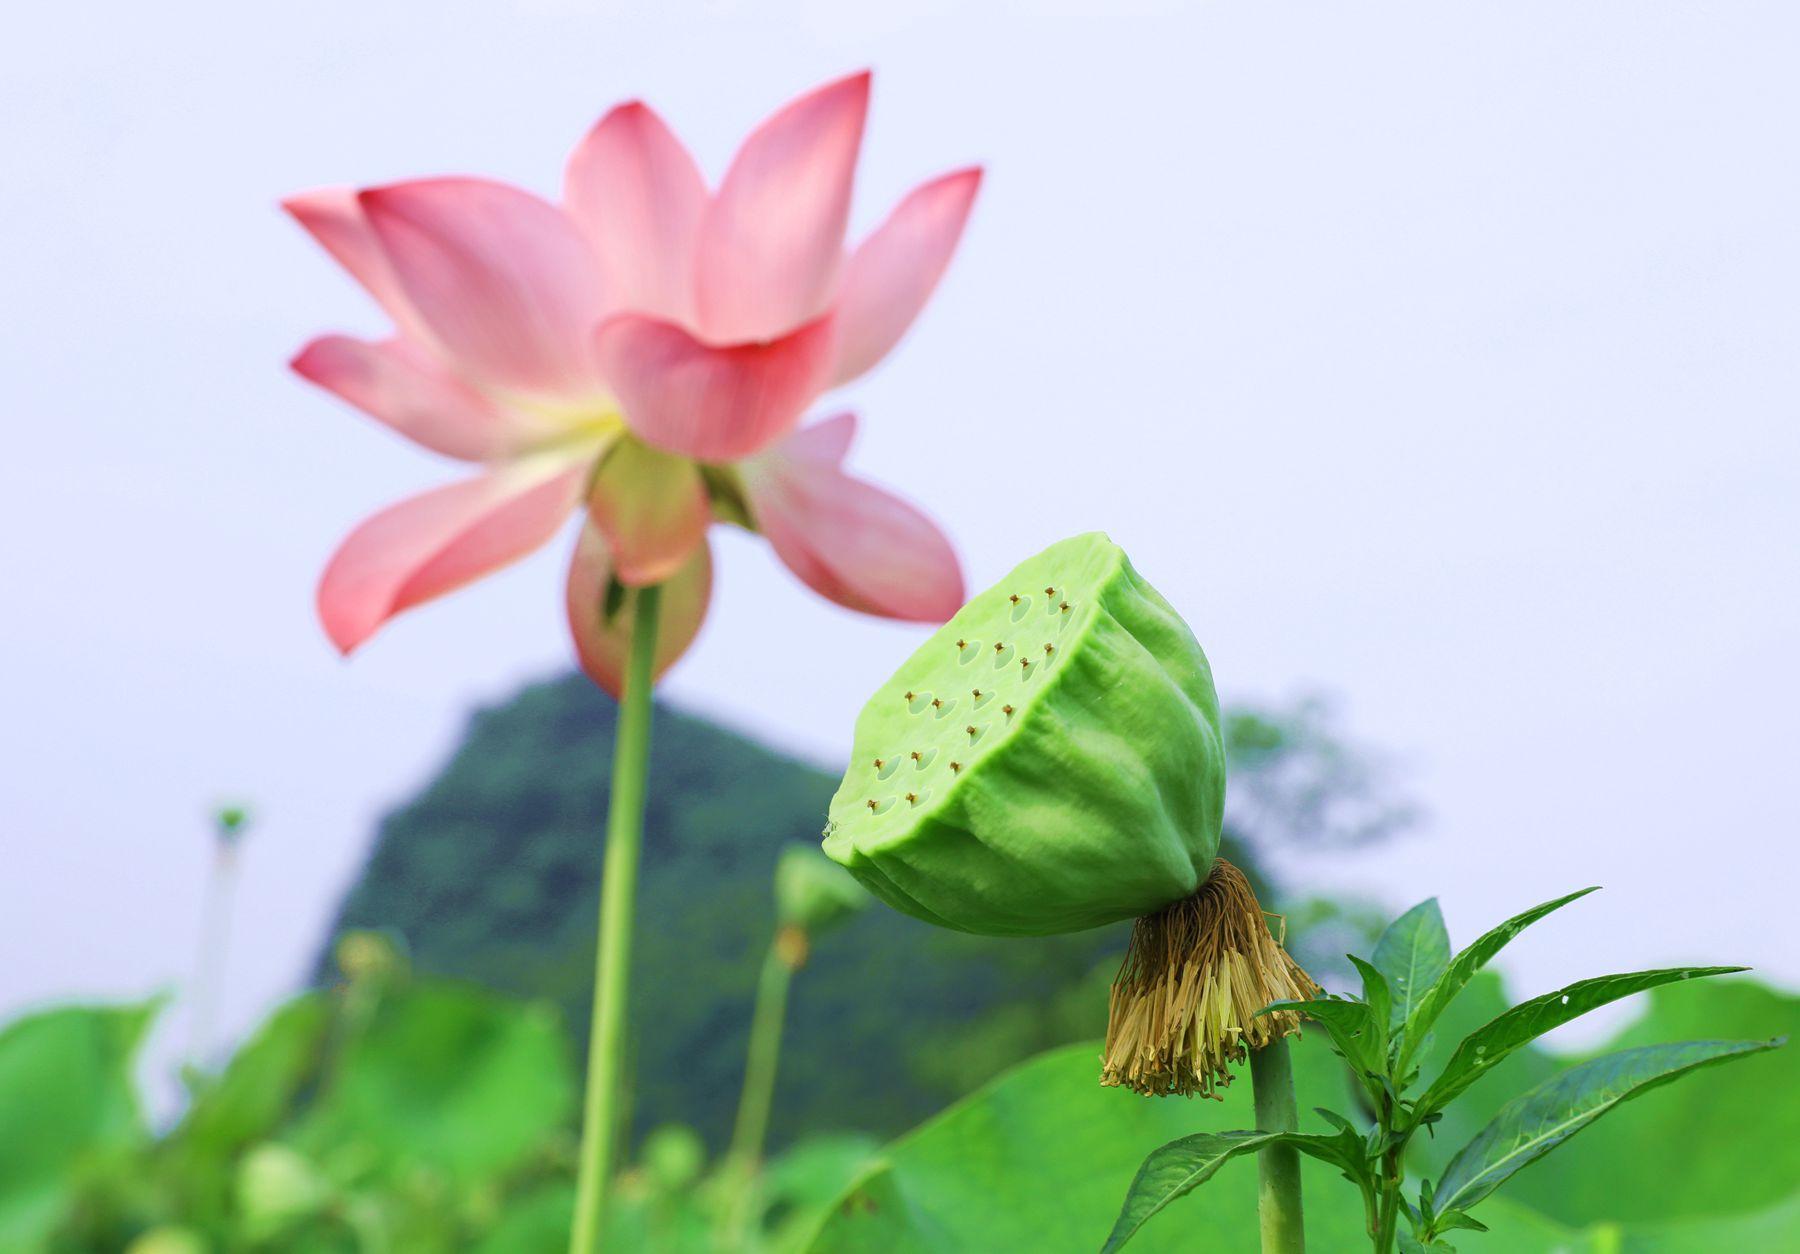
xmin=1250 ymin=1037 xmax=1306 ymax=1254
xmin=570 ymin=584 xmax=662 ymax=1254
xmin=721 ymin=935 xmax=797 ymax=1242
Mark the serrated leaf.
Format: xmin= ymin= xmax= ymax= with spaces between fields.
xmin=1397 ymin=888 xmax=1597 ymax=1073
xmin=1432 ymin=1038 xmax=1782 ymax=1220
xmin=1372 ymin=900 xmax=1450 ymax=1033
xmin=1415 ymin=966 xmax=1744 ymax=1118
xmin=1102 ymin=1128 xmax=1371 ymax=1252
xmin=1264 ymin=998 xmax=1383 ymax=1079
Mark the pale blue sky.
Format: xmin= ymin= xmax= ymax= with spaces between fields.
xmin=3 ymin=0 xmax=1796 ymax=1076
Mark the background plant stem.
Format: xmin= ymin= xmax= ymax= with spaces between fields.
xmin=721 ymin=934 xmax=798 ymax=1243
xmin=1250 ymin=1037 xmax=1306 ymax=1253
xmin=185 ymin=841 xmax=238 ymax=1073
xmin=569 ymin=584 xmax=662 ymax=1254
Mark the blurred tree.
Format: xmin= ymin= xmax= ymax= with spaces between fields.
xmin=321 ymin=674 xmax=1411 ymax=1155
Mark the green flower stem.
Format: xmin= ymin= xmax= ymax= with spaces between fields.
xmin=570 ymin=583 xmax=663 ymax=1254
xmin=721 ymin=933 xmax=798 ymax=1242
xmin=186 ymin=841 xmax=239 ymax=1071
xmin=1250 ymin=1037 xmax=1306 ymax=1254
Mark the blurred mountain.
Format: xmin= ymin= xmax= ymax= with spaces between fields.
xmin=322 ymin=673 xmax=1408 ymax=1154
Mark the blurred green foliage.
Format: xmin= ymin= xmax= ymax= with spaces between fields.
xmin=0 ymin=1001 xmax=157 ymax=1247
xmin=323 ymin=675 xmax=1405 ymax=1155
xmin=8 ymin=944 xmax=857 ymax=1252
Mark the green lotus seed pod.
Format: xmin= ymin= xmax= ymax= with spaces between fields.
xmin=775 ymin=845 xmax=868 ymax=936
xmin=821 ymin=532 xmax=1224 ymax=937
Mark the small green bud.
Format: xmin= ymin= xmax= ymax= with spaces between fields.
xmin=236 ymin=1143 xmax=326 ymax=1237
xmin=774 ymin=845 xmax=867 ymax=937
xmin=124 ymin=1229 xmax=208 ymax=1254
xmin=214 ymin=804 xmax=251 ymax=845
xmin=334 ymin=929 xmax=405 ymax=983
xmin=638 ymin=1122 xmax=705 ymax=1192
xmin=823 ymin=533 xmax=1224 ymax=936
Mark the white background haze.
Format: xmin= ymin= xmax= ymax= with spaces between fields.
xmin=2 ymin=1 xmax=1796 ymax=1078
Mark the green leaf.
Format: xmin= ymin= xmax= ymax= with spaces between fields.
xmin=0 ymin=1001 xmax=158 ymax=1247
xmin=296 ymin=981 xmax=574 ymax=1185
xmin=800 ymin=1039 xmax=1375 ymax=1252
xmin=1265 ymin=998 xmax=1384 ymax=1079
xmin=1347 ymin=955 xmax=1392 ymax=1040
xmin=176 ymin=992 xmax=332 ymax=1156
xmin=1432 ymin=1209 xmax=1488 ymax=1233
xmin=1489 ymin=977 xmax=1800 ymax=1226
xmin=761 ymin=1135 xmax=881 ymax=1254
xmin=1414 ymin=966 xmax=1744 ymax=1118
xmin=1100 ymin=1130 xmax=1283 ymax=1252
xmin=1371 ymin=899 xmax=1450 ymax=1033
xmin=1103 ymin=1126 xmax=1375 ymax=1250
xmin=1398 ymin=1232 xmax=1457 ymax=1253
xmin=1397 ymin=887 xmax=1597 ymax=1073
xmin=1432 ymin=1037 xmax=1782 ymax=1220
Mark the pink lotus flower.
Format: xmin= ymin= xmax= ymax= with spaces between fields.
xmin=286 ymin=72 xmax=978 ymax=694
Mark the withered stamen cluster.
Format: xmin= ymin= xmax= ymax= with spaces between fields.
xmin=1102 ymin=858 xmax=1320 ymax=1098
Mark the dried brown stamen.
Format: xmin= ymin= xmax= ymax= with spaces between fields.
xmin=1101 ymin=858 xmax=1319 ymax=1099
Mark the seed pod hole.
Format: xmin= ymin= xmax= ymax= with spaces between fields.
xmin=1009 ymin=593 xmax=1033 ymax=622
xmin=991 ymin=643 xmax=1014 ymax=669
xmin=912 ymin=748 xmax=939 ymax=771
xmin=868 ymin=796 xmax=896 ymax=815
xmin=876 ymin=757 xmax=902 ymax=781
xmin=958 ymin=639 xmax=982 ymax=665
xmin=907 ymin=690 xmax=934 ymax=715
xmin=932 ymin=697 xmax=959 ymax=719
xmin=966 ymin=723 xmax=989 ymax=746
xmin=971 ymin=688 xmax=995 ymax=711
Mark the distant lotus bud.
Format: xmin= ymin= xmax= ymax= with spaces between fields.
xmin=774 ymin=845 xmax=867 ymax=945
xmin=334 ymin=929 xmax=404 ymax=984
xmin=236 ymin=1143 xmax=327 ymax=1237
xmin=639 ymin=1123 xmax=705 ymax=1192
xmin=124 ymin=1229 xmax=208 ymax=1254
xmin=214 ymin=804 xmax=251 ymax=847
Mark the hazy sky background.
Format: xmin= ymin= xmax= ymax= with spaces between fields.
xmin=4 ymin=0 xmax=1796 ymax=1077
